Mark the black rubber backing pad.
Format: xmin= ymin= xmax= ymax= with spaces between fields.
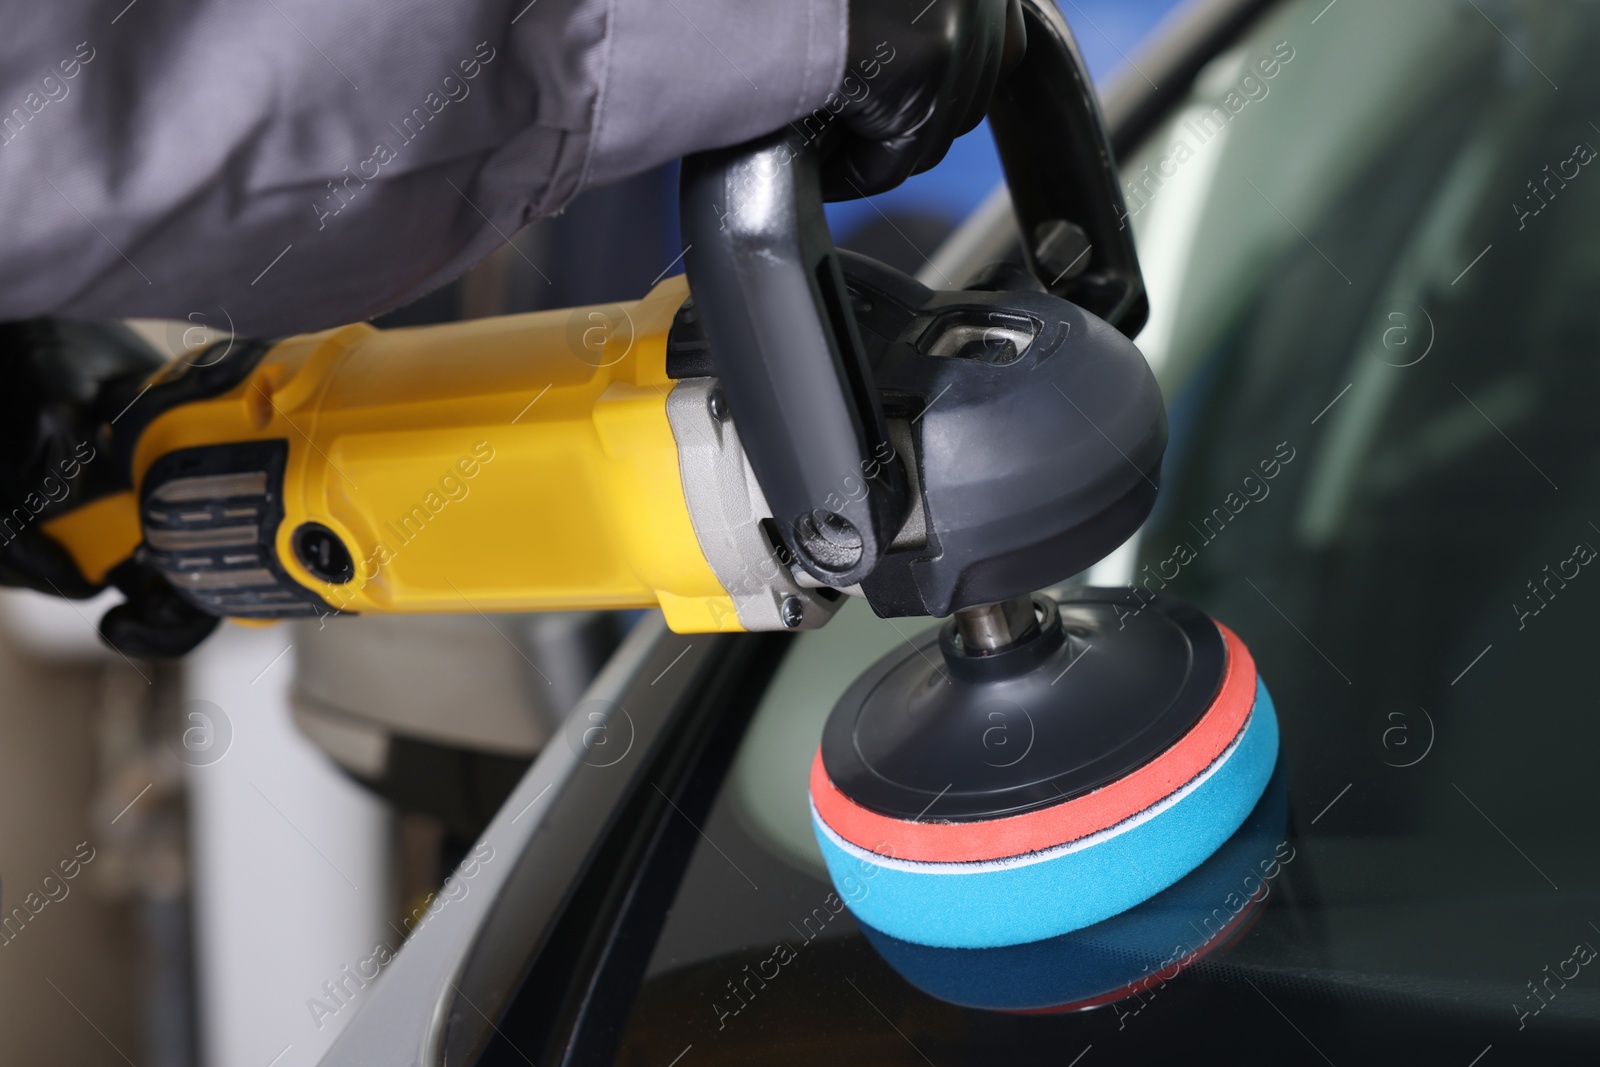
xmin=820 ymin=588 xmax=1226 ymax=822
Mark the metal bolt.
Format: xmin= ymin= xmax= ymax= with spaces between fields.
xmin=708 ymin=389 xmax=729 ymax=423
xmin=780 ymin=596 xmax=804 ymax=629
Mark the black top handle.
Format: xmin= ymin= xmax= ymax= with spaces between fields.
xmin=991 ymin=0 xmax=1148 ymax=332
xmin=680 ymin=0 xmax=1147 ymax=592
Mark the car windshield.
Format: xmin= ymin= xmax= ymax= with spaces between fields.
xmin=609 ymin=0 xmax=1600 ymax=1061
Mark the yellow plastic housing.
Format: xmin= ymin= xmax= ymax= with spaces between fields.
xmin=45 ymin=276 xmax=743 ymax=634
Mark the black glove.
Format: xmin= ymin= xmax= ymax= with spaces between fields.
xmin=0 ymin=319 xmax=146 ymax=598
xmin=821 ymin=0 xmax=1025 ymax=199
xmin=0 ymin=319 xmax=219 ymax=657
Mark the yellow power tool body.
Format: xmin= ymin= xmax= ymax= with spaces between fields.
xmin=42 ymin=274 xmax=836 ymax=636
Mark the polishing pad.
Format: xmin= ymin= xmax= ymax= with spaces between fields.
xmin=809 ymin=588 xmax=1278 ymax=949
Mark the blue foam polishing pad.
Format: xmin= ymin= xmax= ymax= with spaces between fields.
xmin=812 ymin=678 xmax=1280 ymax=949
xmin=857 ymin=760 xmax=1291 ymax=1011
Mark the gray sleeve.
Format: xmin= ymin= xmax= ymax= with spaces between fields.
xmin=0 ymin=0 xmax=846 ymax=336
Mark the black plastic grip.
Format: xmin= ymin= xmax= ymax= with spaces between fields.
xmin=680 ymin=133 xmax=910 ymax=587
xmin=990 ymin=0 xmax=1148 ymax=335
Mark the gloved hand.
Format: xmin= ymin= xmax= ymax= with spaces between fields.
xmin=0 ymin=319 xmax=219 ymax=657
xmin=822 ymin=0 xmax=1026 ymax=199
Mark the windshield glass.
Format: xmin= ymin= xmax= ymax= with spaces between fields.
xmin=611 ymin=1 xmax=1600 ymax=1061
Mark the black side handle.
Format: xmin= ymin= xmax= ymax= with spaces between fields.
xmin=680 ymin=134 xmax=909 ymax=588
xmin=990 ymin=0 xmax=1147 ymax=335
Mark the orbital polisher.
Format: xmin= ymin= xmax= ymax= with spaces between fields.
xmin=685 ymin=0 xmax=1281 ymax=949
xmin=32 ymin=0 xmax=1276 ymax=949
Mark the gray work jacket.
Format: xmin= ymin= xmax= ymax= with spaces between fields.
xmin=0 ymin=0 xmax=846 ymax=334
